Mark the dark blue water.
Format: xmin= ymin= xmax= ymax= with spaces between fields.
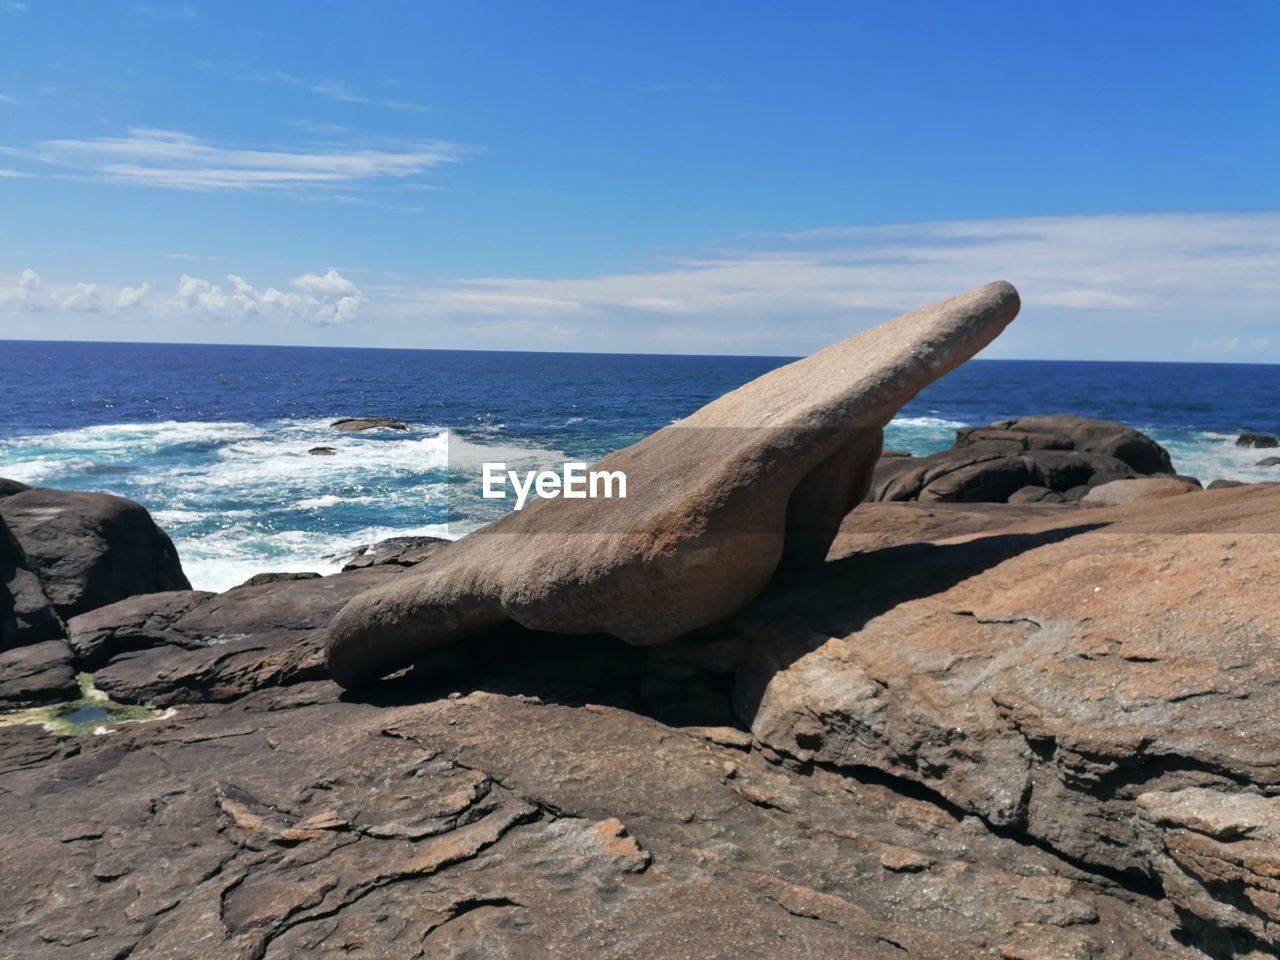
xmin=1 ymin=340 xmax=1275 ymax=589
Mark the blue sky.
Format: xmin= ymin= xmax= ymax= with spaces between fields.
xmin=1 ymin=1 xmax=1277 ymax=358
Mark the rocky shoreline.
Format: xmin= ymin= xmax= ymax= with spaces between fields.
xmin=3 ymin=288 xmax=1279 ymax=958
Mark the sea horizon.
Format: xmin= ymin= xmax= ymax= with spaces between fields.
xmin=5 ymin=337 xmax=1280 ymax=368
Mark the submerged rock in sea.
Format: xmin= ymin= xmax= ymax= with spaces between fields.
xmin=1236 ymin=432 xmax=1279 ymax=448
xmin=308 ymin=446 xmax=338 ymax=455
xmin=0 ymin=485 xmax=190 ymax=621
xmin=330 ymin=417 xmax=409 ymax=433
xmin=325 ymin=282 xmax=1021 ymax=688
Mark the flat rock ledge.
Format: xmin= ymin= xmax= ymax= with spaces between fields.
xmin=2 ymin=480 xmax=1279 ymax=957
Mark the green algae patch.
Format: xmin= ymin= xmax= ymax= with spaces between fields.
xmin=0 ymin=673 xmax=171 ymax=736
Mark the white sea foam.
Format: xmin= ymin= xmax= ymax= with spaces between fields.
xmin=1152 ymin=430 xmax=1280 ymax=485
xmin=0 ymin=417 xmax=566 ymax=593
xmin=179 ymin=518 xmax=462 ymax=592
xmin=890 ymin=416 xmax=968 ymax=429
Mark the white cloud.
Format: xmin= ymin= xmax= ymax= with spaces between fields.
xmin=290 ymin=269 xmax=358 ymax=297
xmin=0 ymin=269 xmax=153 ymax=313
xmin=4 ymin=2 xmax=27 ymax=12
xmin=1 ymin=268 xmax=361 ymax=326
xmin=172 ymin=270 xmax=363 ymax=325
xmin=2 ymin=214 xmax=1276 ymax=356
xmin=13 ymin=128 xmax=464 ymax=191
xmin=0 ymin=94 xmax=20 ymax=104
xmin=374 ymin=212 xmax=1279 ymax=341
xmin=308 ymin=79 xmax=431 ymax=113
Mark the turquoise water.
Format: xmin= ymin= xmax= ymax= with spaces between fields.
xmin=1 ymin=341 xmax=1276 ymax=590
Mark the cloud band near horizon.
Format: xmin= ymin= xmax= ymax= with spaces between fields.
xmin=1 ymin=211 xmax=1276 ymax=360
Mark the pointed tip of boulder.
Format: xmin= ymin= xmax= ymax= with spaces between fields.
xmin=985 ymin=279 xmax=1020 ymax=309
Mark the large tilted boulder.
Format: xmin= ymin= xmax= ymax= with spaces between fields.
xmin=869 ymin=415 xmax=1174 ymax=503
xmin=325 ymin=282 xmax=1021 ymax=688
xmin=0 ymin=486 xmax=191 ymax=621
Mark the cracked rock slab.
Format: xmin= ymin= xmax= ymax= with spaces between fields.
xmin=743 ymin=482 xmax=1280 ymax=952
xmin=0 ymin=681 xmax=1197 ymax=959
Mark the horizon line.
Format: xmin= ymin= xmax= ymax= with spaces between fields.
xmin=2 ymin=335 xmax=1280 ymax=368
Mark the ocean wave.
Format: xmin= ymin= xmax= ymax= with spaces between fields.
xmin=179 ymin=518 xmax=461 ymax=592
xmin=889 ymin=416 xmax=968 ymax=429
xmin=1153 ymin=430 xmax=1280 ymax=485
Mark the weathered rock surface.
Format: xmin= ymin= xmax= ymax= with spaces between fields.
xmin=3 ymin=480 xmax=1278 ymax=955
xmin=0 ymin=514 xmax=63 ymax=651
xmin=1080 ymin=475 xmax=1202 ymax=507
xmin=330 ymin=417 xmax=409 ymax=432
xmin=0 ymin=638 xmax=78 ymax=704
xmin=0 ymin=477 xmax=31 ymax=498
xmin=0 ymin=682 xmax=1204 ymax=959
xmin=0 ymin=486 xmax=190 ymax=620
xmin=872 ymin=444 xmax=1138 ymax=502
xmin=66 ymin=589 xmax=217 ymax=668
xmin=72 ymin=566 xmax=401 ymax=706
xmin=956 ymin=414 xmax=1175 ymax=475
xmin=742 ymin=482 xmax=1280 ymax=954
xmin=326 ymin=282 xmax=1022 ymax=688
xmin=338 ymin=534 xmax=451 ymax=571
xmin=869 ymin=415 xmax=1175 ymax=504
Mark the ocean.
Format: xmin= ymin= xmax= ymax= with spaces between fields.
xmin=2 ymin=340 xmax=1277 ymax=592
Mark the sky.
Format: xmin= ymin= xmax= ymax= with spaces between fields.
xmin=0 ymin=1 xmax=1277 ymax=359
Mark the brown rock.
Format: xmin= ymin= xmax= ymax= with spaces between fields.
xmin=339 ymin=535 xmax=451 ymax=570
xmin=1079 ymin=476 xmax=1200 ymax=507
xmin=0 ymin=487 xmax=190 ymax=619
xmin=0 ymin=514 xmax=63 ymax=651
xmin=65 ymin=589 xmax=216 ymax=668
xmin=0 ymin=477 xmax=31 ymax=498
xmin=955 ymin=415 xmax=1175 ymax=475
xmin=0 ymin=683 xmax=1203 ymax=958
xmin=741 ymin=483 xmax=1280 ymax=950
xmin=326 ymin=282 xmax=1022 ymax=688
xmin=330 ymin=417 xmax=409 ymax=432
xmin=82 ymin=567 xmax=400 ymax=705
xmin=1007 ymin=484 xmax=1065 ymax=504
xmin=0 ymin=638 xmax=77 ymax=705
